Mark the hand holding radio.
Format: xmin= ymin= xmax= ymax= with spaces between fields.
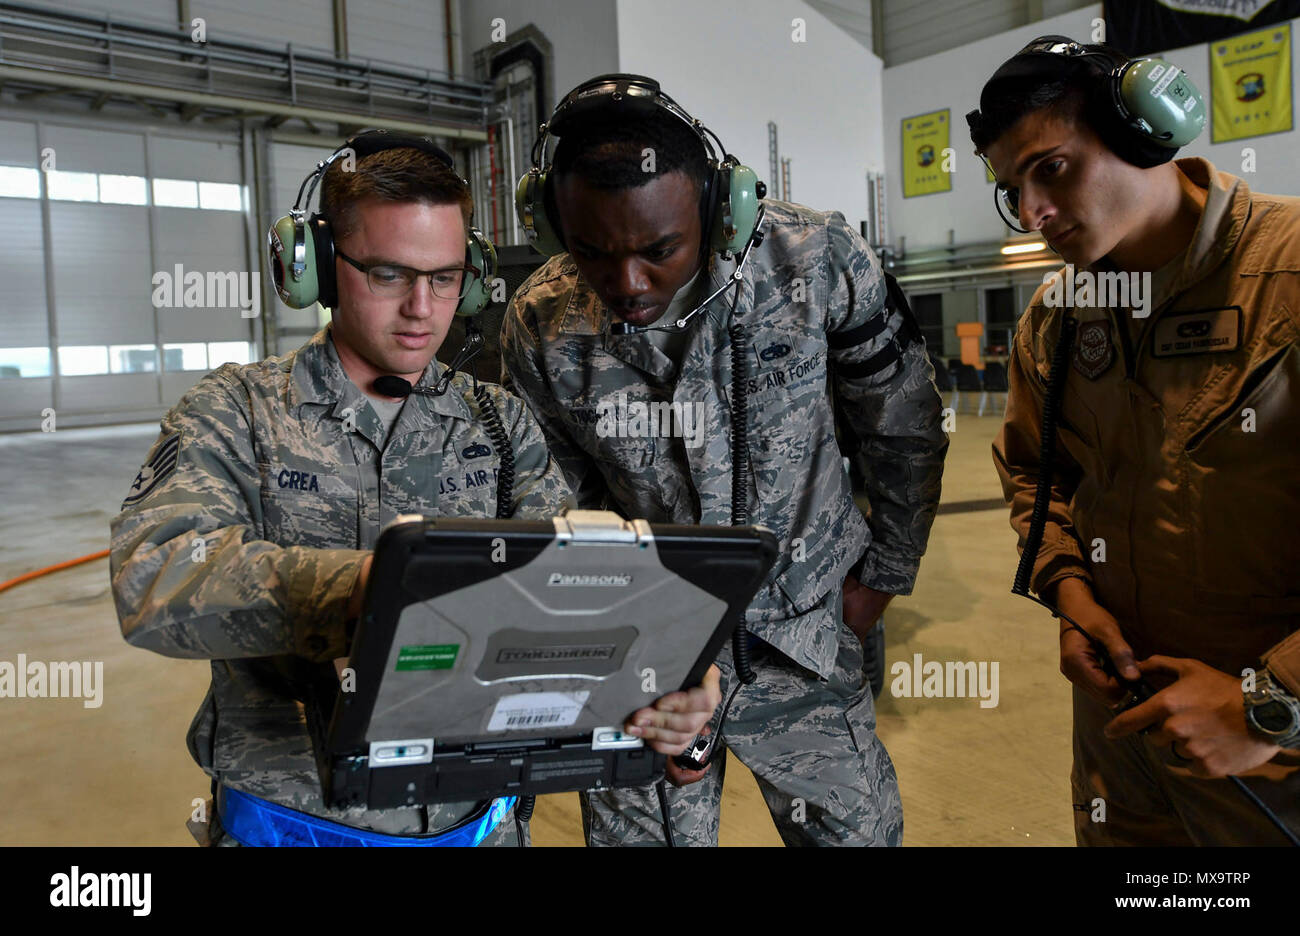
xmin=1105 ymin=656 xmax=1283 ymax=778
xmin=625 ymin=663 xmax=722 ymax=756
xmin=665 ymin=729 xmax=714 ymax=787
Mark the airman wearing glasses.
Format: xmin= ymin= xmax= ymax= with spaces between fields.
xmin=110 ymin=143 xmax=724 ymax=847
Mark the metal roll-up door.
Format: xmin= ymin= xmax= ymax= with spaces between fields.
xmin=149 ymin=134 xmax=256 ymax=404
xmin=191 ymin=0 xmax=335 ymax=52
xmin=347 ymin=0 xmax=448 ymax=74
xmin=0 ymin=118 xmax=52 ymax=424
xmin=43 ymin=125 xmax=158 ymax=417
xmin=0 ymin=116 xmax=257 ymax=430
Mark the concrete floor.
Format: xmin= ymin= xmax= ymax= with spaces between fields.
xmin=0 ymin=411 xmax=1073 ymax=846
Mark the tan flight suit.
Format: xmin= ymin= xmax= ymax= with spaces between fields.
xmin=994 ymin=158 xmax=1300 ymax=845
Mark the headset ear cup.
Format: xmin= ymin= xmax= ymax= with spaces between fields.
xmin=514 ymin=169 xmax=565 ymax=256
xmin=709 ymin=162 xmax=761 ymax=256
xmin=537 ymin=170 xmax=566 ymax=255
xmin=1116 ymin=57 xmax=1206 ymax=151
xmin=310 ymin=215 xmax=337 ymax=309
xmin=1086 ymin=77 xmax=1170 ymax=169
xmin=699 ymin=168 xmax=719 ymax=257
xmin=457 ymin=227 xmax=497 ymax=317
xmin=268 ymin=213 xmax=319 ymax=309
xmin=1083 ymin=54 xmax=1197 ymax=169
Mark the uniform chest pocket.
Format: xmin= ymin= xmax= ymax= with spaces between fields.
xmin=258 ymin=462 xmax=359 ymax=549
xmin=577 ymin=390 xmax=683 ymax=471
xmin=1184 ymin=343 xmax=1295 ymax=452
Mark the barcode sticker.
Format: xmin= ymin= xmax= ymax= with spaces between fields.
xmin=486 ymin=691 xmax=590 ymax=732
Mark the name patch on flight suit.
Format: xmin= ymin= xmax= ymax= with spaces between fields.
xmin=1152 ymin=307 xmax=1241 ymax=358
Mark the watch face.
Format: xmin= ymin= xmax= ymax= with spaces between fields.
xmin=1253 ymin=701 xmax=1294 ymax=734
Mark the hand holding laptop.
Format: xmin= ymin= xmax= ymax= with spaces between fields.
xmin=624 ymin=663 xmax=722 ymax=756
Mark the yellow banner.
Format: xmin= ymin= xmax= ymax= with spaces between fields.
xmin=1211 ymin=23 xmax=1292 ymax=143
xmin=901 ymin=109 xmax=952 ymax=198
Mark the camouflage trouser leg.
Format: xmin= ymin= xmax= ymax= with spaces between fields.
xmin=581 ymin=608 xmax=903 ymax=847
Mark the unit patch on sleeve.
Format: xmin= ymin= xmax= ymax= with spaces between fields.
xmin=1152 ymin=307 xmax=1241 ymax=358
xmin=122 ymin=432 xmax=180 ymax=507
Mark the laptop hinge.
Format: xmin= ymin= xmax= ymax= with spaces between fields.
xmin=553 ymin=510 xmax=654 ymax=546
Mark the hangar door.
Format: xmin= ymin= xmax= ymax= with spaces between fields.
xmin=0 ymin=117 xmax=256 ymax=431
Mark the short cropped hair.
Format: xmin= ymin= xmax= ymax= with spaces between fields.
xmin=552 ymin=110 xmax=709 ymax=193
xmin=970 ymin=77 xmax=1091 ymax=154
xmin=320 ymin=147 xmax=472 ymax=240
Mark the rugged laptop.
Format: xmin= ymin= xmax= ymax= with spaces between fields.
xmin=307 ymin=510 xmax=777 ymax=809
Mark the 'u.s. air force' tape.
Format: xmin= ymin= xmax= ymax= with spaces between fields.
xmin=122 ymin=432 xmax=181 ymax=507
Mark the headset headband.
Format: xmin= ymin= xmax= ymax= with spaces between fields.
xmin=517 ymin=73 xmax=763 ymax=259
xmin=295 ymin=129 xmax=457 ymax=214
xmin=530 ymin=73 xmax=726 ymax=173
xmin=1016 ymin=36 xmax=1115 ymax=64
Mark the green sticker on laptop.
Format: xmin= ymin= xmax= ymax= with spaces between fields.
xmin=395 ymin=644 xmax=459 ymax=671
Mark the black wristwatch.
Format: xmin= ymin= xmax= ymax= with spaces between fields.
xmin=1244 ymin=669 xmax=1300 ymax=750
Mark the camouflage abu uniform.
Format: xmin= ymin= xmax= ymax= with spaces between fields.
xmin=110 ymin=326 xmax=573 ymax=845
xmin=502 ymin=200 xmax=948 ymax=845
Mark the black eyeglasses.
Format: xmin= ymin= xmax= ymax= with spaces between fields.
xmin=337 ymin=248 xmax=480 ymax=301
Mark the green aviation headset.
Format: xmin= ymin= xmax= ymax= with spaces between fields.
xmin=268 ymin=129 xmax=496 ymax=316
xmin=967 ymin=36 xmax=1207 ymax=232
xmin=514 ymin=73 xmax=765 ymax=260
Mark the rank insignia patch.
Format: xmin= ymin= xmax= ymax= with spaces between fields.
xmin=122 ymin=432 xmax=180 ymax=507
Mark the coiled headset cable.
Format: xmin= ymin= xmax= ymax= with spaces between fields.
xmin=655 ymin=259 xmax=760 ymax=847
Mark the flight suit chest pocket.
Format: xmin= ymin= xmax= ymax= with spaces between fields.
xmin=258 ymin=462 xmax=359 ymax=549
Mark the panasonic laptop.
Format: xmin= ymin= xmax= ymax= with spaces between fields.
xmin=307 ymin=510 xmax=777 ymax=810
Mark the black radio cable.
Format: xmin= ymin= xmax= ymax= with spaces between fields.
xmin=654 ymin=268 xmax=760 ymax=848
xmin=728 ymin=313 xmax=757 ymax=686
xmin=460 ymin=323 xmax=530 ymax=835
xmin=471 ymin=380 xmax=515 ymax=519
xmin=1010 ymin=314 xmax=1299 ymax=847
xmin=1011 ymin=314 xmax=1077 ymax=597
